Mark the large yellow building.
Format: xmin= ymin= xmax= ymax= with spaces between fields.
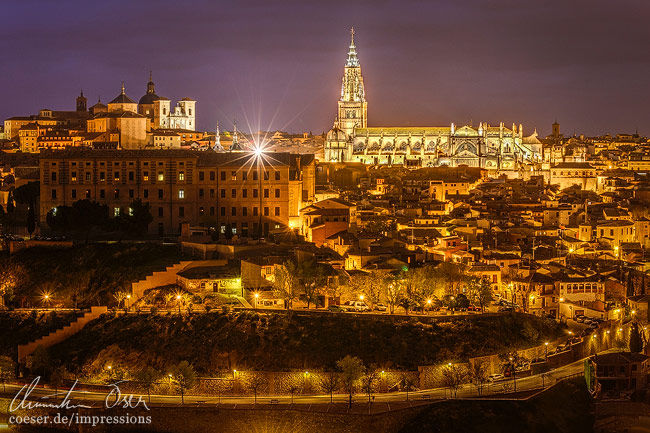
xmin=39 ymin=148 xmax=315 ymax=236
xmin=324 ymin=29 xmax=542 ymax=170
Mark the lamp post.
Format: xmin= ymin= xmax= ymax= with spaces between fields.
xmin=544 ymin=342 xmax=549 ymax=360
xmin=254 ymin=292 xmax=259 ymax=310
xmin=509 ymin=357 xmax=517 ymax=392
xmin=176 ymin=294 xmax=182 ymax=314
xmin=126 ymin=294 xmax=131 ymax=312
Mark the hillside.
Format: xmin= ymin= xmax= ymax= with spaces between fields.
xmin=0 ymin=311 xmax=79 ymax=358
xmin=49 ymin=311 xmax=564 ymax=374
xmin=1 ymin=243 xmax=184 ymax=308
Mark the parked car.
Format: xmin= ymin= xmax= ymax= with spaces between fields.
xmin=589 ymin=322 xmax=599 ymax=329
xmin=531 ymin=357 xmax=545 ymax=364
xmin=583 ymin=318 xmax=593 ymax=325
xmin=580 ymin=327 xmax=594 ymax=337
xmin=343 ymin=300 xmax=370 ymax=312
xmin=498 ymin=306 xmax=514 ymax=312
xmin=467 ymin=305 xmax=479 ymax=312
xmin=575 ymin=315 xmax=585 ymax=323
xmin=374 ymin=303 xmax=388 ymax=312
xmin=487 ymin=373 xmax=504 ymax=382
xmin=327 ymin=305 xmax=347 ymax=313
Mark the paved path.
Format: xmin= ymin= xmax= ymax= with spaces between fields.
xmin=2 ymin=355 xmax=590 ymax=409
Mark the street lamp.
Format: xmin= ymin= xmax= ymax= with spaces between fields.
xmin=176 ymin=294 xmax=182 ymax=314
xmin=544 ymin=342 xmax=549 ymax=360
xmin=509 ymin=357 xmax=517 ymax=392
xmin=254 ymin=292 xmax=259 ymax=309
xmin=359 ymin=294 xmax=364 ymax=301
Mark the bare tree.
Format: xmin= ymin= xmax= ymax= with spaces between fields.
xmin=383 ymin=277 xmax=405 ymax=314
xmin=272 ymin=261 xmax=301 ymax=310
xmin=400 ymin=373 xmax=417 ymax=401
xmin=288 ymin=383 xmax=301 ymax=404
xmin=247 ymin=372 xmax=268 ymax=404
xmin=319 ymin=372 xmax=339 ymax=403
xmin=439 ymin=364 xmax=467 ymax=398
xmin=361 ymin=368 xmax=379 ymax=403
xmin=467 ymin=360 xmax=489 ymax=396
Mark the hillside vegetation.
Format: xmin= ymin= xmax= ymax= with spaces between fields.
xmin=0 ymin=311 xmax=79 ymax=358
xmin=0 ymin=243 xmax=183 ymax=308
xmin=50 ymin=311 xmax=564 ymax=374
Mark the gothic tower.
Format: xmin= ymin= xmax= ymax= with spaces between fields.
xmin=338 ymin=27 xmax=367 ymax=138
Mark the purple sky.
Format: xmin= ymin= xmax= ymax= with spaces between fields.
xmin=2 ymin=0 xmax=649 ymax=137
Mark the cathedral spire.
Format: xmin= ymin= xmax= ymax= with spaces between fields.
xmin=346 ymin=27 xmax=360 ymax=67
xmin=230 ymin=119 xmax=242 ymax=151
xmin=121 ymin=81 xmax=125 ymax=94
xmin=213 ymin=121 xmax=223 ymax=151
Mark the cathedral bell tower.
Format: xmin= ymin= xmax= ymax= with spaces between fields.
xmin=338 ymin=27 xmax=367 ymax=139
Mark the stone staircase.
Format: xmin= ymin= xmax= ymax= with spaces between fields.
xmin=18 ymin=306 xmax=107 ymax=364
xmin=130 ymin=261 xmax=192 ymax=301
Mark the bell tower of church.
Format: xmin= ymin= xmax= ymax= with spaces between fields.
xmin=338 ymin=27 xmax=367 ymax=138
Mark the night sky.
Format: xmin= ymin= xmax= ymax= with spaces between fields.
xmin=2 ymin=0 xmax=649 ymax=137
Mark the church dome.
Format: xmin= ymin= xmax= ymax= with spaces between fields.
xmin=139 ymin=73 xmax=161 ymax=105
xmin=139 ymin=92 xmax=160 ymax=105
xmin=327 ymin=126 xmax=347 ymax=142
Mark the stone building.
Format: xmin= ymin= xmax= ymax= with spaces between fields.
xmin=138 ymin=73 xmax=196 ymax=131
xmin=324 ymin=29 xmax=542 ymax=170
xmin=39 ymin=148 xmax=315 ymax=236
xmin=86 ymin=83 xmax=148 ymax=149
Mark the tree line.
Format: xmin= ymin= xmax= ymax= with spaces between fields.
xmin=272 ymin=260 xmax=494 ymax=313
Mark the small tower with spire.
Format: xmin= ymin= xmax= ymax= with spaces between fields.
xmin=230 ymin=120 xmax=243 ymax=151
xmin=146 ymin=70 xmax=155 ymax=95
xmin=76 ymin=90 xmax=87 ymax=112
xmin=213 ymin=122 xmax=223 ymax=151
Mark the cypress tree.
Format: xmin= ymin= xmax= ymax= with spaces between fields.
xmin=629 ymin=322 xmax=642 ymax=353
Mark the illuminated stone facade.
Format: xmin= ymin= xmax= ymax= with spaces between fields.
xmin=325 ymin=30 xmax=542 ymax=170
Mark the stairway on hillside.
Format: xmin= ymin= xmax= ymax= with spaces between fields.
xmin=18 ymin=306 xmax=107 ymax=364
xmin=131 ymin=261 xmax=192 ymax=300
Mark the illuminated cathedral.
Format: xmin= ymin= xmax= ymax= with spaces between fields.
xmin=325 ymin=29 xmax=543 ymax=170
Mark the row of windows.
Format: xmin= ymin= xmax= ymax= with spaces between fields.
xmin=50 ymin=161 xmax=188 ymax=167
xmin=50 ymin=187 xmax=285 ymax=201
xmin=556 ymin=170 xmax=593 ymax=176
xmin=218 ymin=188 xmax=280 ymax=199
xmin=50 ymin=169 xmax=282 ymax=184
xmin=560 ymin=283 xmax=602 ymax=293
